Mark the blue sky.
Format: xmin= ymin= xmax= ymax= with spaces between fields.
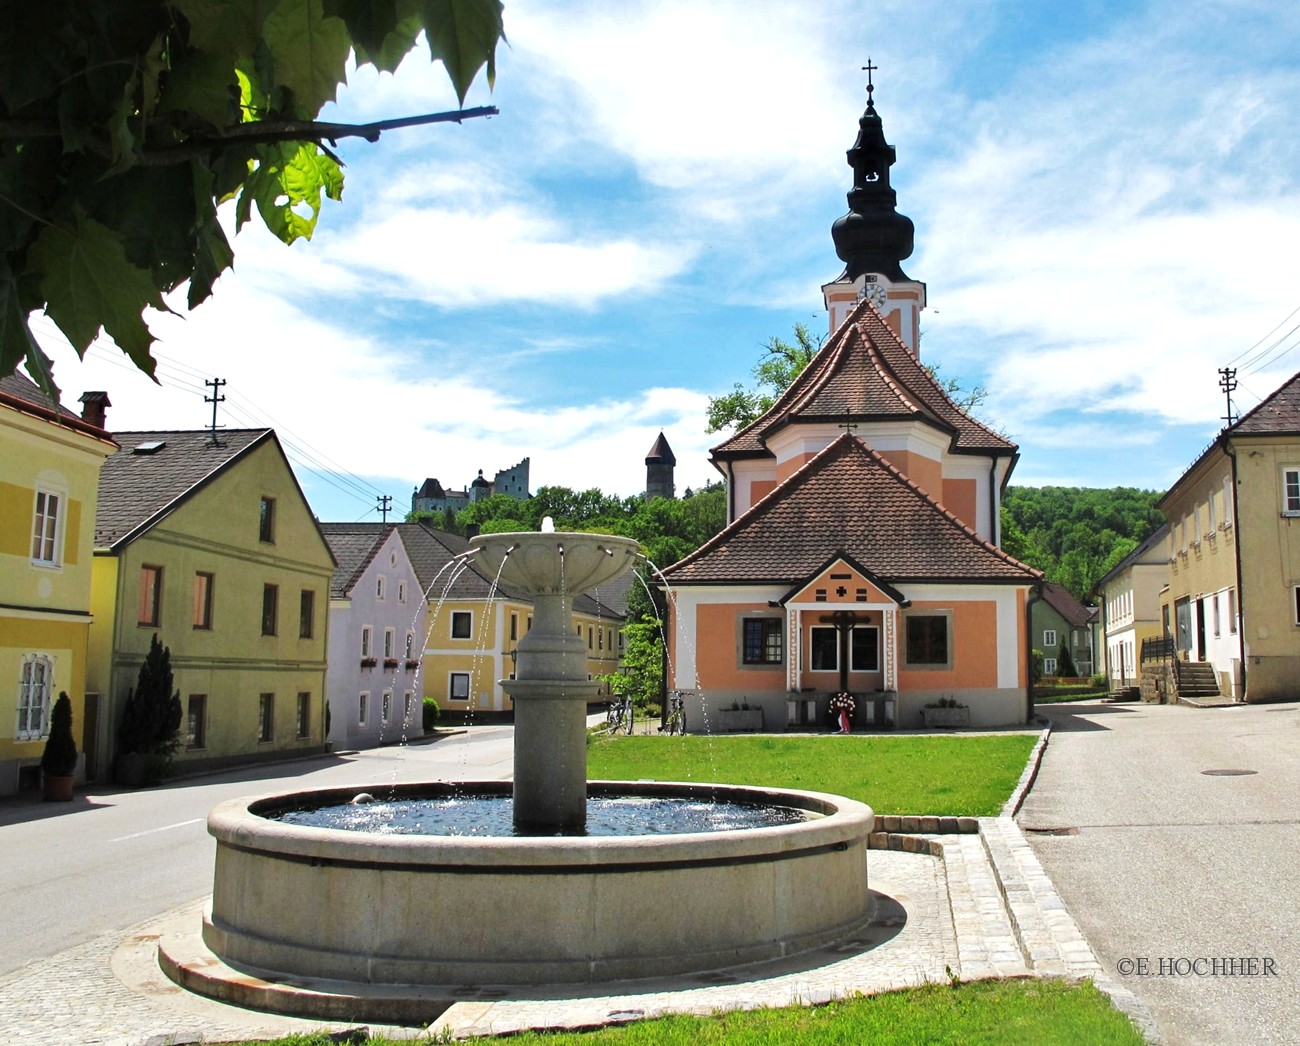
xmin=38 ymin=0 xmax=1300 ymax=523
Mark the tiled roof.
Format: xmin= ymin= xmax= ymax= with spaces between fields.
xmin=396 ymin=523 xmax=625 ymax=620
xmin=320 ymin=523 xmax=396 ymax=599
xmin=712 ymin=298 xmax=1015 ymax=460
xmin=645 ymin=431 xmax=676 ymax=464
xmin=95 ymin=429 xmax=272 ymax=548
xmin=1040 ymin=582 xmax=1095 ymax=627
xmin=0 ymin=373 xmax=115 ymax=442
xmin=1093 ymin=523 xmax=1169 ymax=592
xmin=1230 ymin=369 xmax=1300 ymax=435
xmin=663 ymin=433 xmax=1040 ymax=586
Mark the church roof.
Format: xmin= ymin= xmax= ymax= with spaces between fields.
xmin=664 ymin=433 xmax=1040 ymax=586
xmin=711 ymin=298 xmax=1016 ymax=462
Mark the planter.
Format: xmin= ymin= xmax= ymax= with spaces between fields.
xmin=922 ymin=706 xmax=970 ymax=729
xmin=42 ymin=773 xmax=75 ymax=802
xmin=716 ymin=708 xmax=764 ymax=733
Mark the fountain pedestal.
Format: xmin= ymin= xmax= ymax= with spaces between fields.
xmin=471 ymin=530 xmax=641 ymax=834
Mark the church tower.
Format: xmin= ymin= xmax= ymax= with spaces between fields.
xmin=645 ymin=431 xmax=676 ymax=500
xmin=821 ymin=65 xmax=927 ymax=355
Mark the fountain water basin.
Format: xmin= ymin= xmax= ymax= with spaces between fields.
xmin=177 ymin=531 xmax=874 ymax=1015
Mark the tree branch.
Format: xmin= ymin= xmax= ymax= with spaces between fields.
xmin=0 ymin=106 xmax=500 ymax=165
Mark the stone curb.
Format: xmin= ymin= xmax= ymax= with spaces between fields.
xmin=1000 ymin=720 xmax=1053 ymax=818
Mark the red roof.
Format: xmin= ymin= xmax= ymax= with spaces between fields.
xmin=712 ymin=298 xmax=1015 ymax=461
xmin=663 ymin=434 xmax=1040 ymax=586
xmin=1231 ymin=369 xmax=1300 ymax=435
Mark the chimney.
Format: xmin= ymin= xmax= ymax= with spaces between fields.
xmin=465 ymin=523 xmax=481 ymax=540
xmin=78 ymin=391 xmax=110 ymax=430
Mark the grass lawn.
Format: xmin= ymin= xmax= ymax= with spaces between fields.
xmin=1033 ymin=686 xmax=1110 ymax=704
xmin=246 ymin=979 xmax=1144 ymax=1046
xmin=586 ymin=733 xmax=1037 ymax=816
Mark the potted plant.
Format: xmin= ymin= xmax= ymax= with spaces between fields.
xmin=921 ymin=696 xmax=970 ymax=728
xmin=717 ymin=700 xmax=764 ymax=733
xmin=41 ymin=691 xmax=78 ymax=801
xmin=114 ymin=634 xmax=183 ymax=787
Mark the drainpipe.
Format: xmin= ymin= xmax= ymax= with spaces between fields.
xmin=1025 ymin=582 xmax=1045 ymax=722
xmin=726 ymin=461 xmax=735 ymax=524
xmin=989 ymin=458 xmax=1000 ymax=544
xmin=1224 ymin=439 xmax=1247 ymax=701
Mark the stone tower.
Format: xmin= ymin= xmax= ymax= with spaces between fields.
xmin=645 ymin=431 xmax=676 ymax=499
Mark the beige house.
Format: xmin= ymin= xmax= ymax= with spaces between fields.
xmin=1158 ymin=370 xmax=1300 ymax=701
xmin=1094 ymin=524 xmax=1169 ymax=694
xmin=398 ymin=523 xmax=626 ymax=714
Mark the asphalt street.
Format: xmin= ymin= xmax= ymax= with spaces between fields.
xmin=1019 ymin=700 xmax=1300 ymax=1046
xmin=0 ymin=724 xmax=515 ymax=978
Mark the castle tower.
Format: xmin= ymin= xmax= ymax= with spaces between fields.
xmin=822 ymin=65 xmax=927 ymax=355
xmin=645 ymin=431 xmax=676 ymax=500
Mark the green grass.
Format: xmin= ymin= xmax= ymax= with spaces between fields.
xmin=586 ymin=733 xmax=1037 ymax=816
xmin=245 ymin=979 xmax=1144 ymax=1046
xmin=1033 ymin=686 xmax=1109 ymax=704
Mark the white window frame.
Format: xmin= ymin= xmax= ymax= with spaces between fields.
xmin=1223 ymin=476 xmax=1234 ymax=528
xmin=31 ymin=489 xmax=64 ymax=567
xmin=403 ymin=691 xmax=414 ymax=724
xmin=384 ymin=628 xmax=395 ymax=659
xmin=449 ymin=672 xmax=471 ymax=701
xmin=1229 ymin=588 xmax=1238 ymax=633
xmin=405 ymin=632 xmax=414 ymax=659
xmin=257 ymin=693 xmax=274 ymax=743
xmin=377 ymin=575 xmax=386 ymax=600
xmin=1044 ymin=657 xmax=1058 ymax=676
xmin=361 ymin=625 xmax=372 ymax=658
xmin=398 ymin=580 xmax=406 ymax=604
xmin=808 ymin=625 xmax=838 ymax=672
xmin=1284 ymin=468 xmax=1300 ymax=516
xmin=15 ymin=653 xmax=54 ymax=740
xmin=358 ymin=691 xmax=370 ymax=726
xmin=451 ymin=611 xmax=472 ymax=640
xmin=381 ymin=689 xmax=392 ymax=725
xmin=1043 ymin=629 xmax=1058 ymax=648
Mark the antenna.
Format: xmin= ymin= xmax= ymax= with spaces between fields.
xmin=377 ymin=494 xmax=392 ymax=523
xmin=1218 ymin=367 xmax=1238 ymax=427
xmin=204 ymin=377 xmax=226 ymax=444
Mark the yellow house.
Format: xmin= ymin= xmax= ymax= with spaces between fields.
xmin=87 ymin=429 xmax=336 ymax=775
xmin=1158 ymin=370 xmax=1300 ymax=702
xmin=0 ymin=376 xmax=116 ymax=795
xmin=397 ymin=523 xmax=625 ymax=714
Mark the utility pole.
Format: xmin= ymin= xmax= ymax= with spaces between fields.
xmin=204 ymin=378 xmax=226 ymax=444
xmin=1218 ymin=367 xmax=1238 ymax=427
xmin=377 ymin=494 xmax=392 ymax=523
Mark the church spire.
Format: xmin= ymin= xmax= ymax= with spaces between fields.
xmin=830 ymin=62 xmax=915 ymax=283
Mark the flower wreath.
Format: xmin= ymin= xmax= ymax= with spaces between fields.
xmin=829 ymin=692 xmax=855 ymax=714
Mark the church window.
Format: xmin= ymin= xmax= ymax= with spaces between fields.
xmin=809 ymin=627 xmax=837 ymax=671
xmin=904 ymin=614 xmax=951 ymax=668
xmin=851 ymin=627 xmax=880 ymax=671
xmin=742 ymin=618 xmax=782 ymax=665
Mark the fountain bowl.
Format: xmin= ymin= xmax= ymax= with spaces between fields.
xmin=469 ymin=529 xmax=642 ymax=595
xmin=194 ymin=780 xmax=873 ymax=998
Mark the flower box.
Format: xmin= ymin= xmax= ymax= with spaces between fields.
xmin=383 ymin=658 xmax=400 ymax=670
xmin=921 ymin=706 xmax=970 ymax=728
xmin=716 ymin=708 xmax=764 ymax=733
xmin=360 ymin=657 xmax=378 ymax=669
xmin=405 ymin=659 xmax=421 ymax=671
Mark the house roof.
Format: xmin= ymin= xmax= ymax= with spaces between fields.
xmin=396 ymin=523 xmax=625 ymax=621
xmin=1231 ymin=369 xmax=1300 ymax=436
xmin=663 ymin=433 xmax=1041 ymax=586
xmin=320 ymin=523 xmax=397 ymax=599
xmin=0 ymin=373 xmax=115 ymax=444
xmin=711 ymin=298 xmax=1015 ymax=462
xmin=96 ymin=429 xmax=275 ymax=548
xmin=1039 ymin=582 xmax=1095 ymax=628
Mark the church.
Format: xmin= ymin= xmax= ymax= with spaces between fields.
xmin=660 ymin=75 xmax=1041 ymax=730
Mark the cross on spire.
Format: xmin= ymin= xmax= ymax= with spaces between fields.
xmin=862 ymin=58 xmax=878 ymax=109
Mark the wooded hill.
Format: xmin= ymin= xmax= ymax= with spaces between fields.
xmin=1001 ymin=486 xmax=1166 ymax=602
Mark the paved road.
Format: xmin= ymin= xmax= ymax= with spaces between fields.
xmin=1019 ymin=700 xmax=1300 ymax=1046
xmin=0 ymin=725 xmax=515 ymax=978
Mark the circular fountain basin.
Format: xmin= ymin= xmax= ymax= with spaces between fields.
xmin=201 ymin=780 xmax=873 ymax=987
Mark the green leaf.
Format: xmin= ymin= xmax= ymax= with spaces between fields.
xmin=0 ymin=263 xmax=58 ymax=400
xmin=28 ymin=212 xmax=166 ymax=377
xmin=262 ymin=0 xmax=352 ymax=115
xmin=158 ymin=49 xmax=240 ymax=129
xmin=239 ymin=142 xmax=343 ymax=243
xmin=172 ymin=0 xmax=278 ymax=63
xmin=418 ymin=0 xmax=504 ymax=104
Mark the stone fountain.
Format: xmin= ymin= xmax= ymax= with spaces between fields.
xmin=163 ymin=530 xmax=874 ymax=1022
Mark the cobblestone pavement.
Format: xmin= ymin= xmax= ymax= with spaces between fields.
xmin=0 ymin=811 xmax=1159 ymax=1045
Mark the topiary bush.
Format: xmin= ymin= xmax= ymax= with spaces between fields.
xmin=116 ymin=634 xmax=183 ymax=784
xmin=41 ymin=692 xmax=77 ymax=777
xmin=422 ymin=696 xmax=440 ymax=731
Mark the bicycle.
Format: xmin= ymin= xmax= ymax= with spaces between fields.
xmin=606 ymin=695 xmax=635 ymax=736
xmin=661 ymin=692 xmax=687 ymax=736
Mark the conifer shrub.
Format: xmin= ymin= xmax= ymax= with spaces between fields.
xmin=116 ymin=634 xmax=183 ymax=784
xmin=41 ymin=692 xmax=78 ymax=777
